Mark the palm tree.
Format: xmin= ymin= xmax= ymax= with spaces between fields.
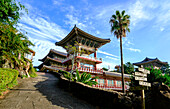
xmin=110 ymin=10 xmax=130 ymax=93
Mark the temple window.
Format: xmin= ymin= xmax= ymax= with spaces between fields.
xmin=98 ymin=79 xmax=105 ymax=85
xmin=108 ymin=80 xmax=114 ymax=86
xmin=116 ymin=81 xmax=122 ymax=87
xmin=90 ymin=42 xmax=94 ymax=47
xmin=82 ymin=39 xmax=86 ymax=45
xmin=86 ymin=40 xmax=90 ymax=46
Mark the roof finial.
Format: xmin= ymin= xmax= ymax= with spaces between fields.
xmin=74 ymin=24 xmax=76 ymax=27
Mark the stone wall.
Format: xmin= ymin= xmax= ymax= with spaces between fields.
xmin=145 ymin=82 xmax=170 ymax=109
xmin=57 ymin=74 xmax=141 ymax=109
xmin=53 ymin=72 xmax=170 ymax=109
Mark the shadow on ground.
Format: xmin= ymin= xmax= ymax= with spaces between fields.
xmin=34 ymin=72 xmax=95 ymax=109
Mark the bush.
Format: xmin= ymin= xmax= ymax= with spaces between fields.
xmin=0 ymin=68 xmax=19 ymax=95
xmin=28 ymin=64 xmax=37 ymax=78
xmin=147 ymin=68 xmax=170 ymax=87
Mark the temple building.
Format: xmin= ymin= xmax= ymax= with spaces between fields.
xmin=38 ymin=49 xmax=67 ymax=72
xmin=38 ymin=25 xmax=131 ymax=91
xmin=133 ymin=57 xmax=168 ymax=69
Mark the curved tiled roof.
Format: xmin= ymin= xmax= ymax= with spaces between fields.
xmin=39 ymin=49 xmax=66 ymax=62
xmin=133 ymin=57 xmax=168 ymax=66
xmin=55 ymin=25 xmax=111 ymax=47
xmin=38 ymin=56 xmax=63 ymax=69
xmin=104 ymin=71 xmax=131 ymax=79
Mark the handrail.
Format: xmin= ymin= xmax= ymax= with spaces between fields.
xmin=77 ymin=65 xmax=103 ymax=74
xmin=62 ymin=55 xmax=102 ymax=63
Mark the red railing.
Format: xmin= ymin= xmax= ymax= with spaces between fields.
xmin=77 ymin=65 xmax=103 ymax=74
xmin=93 ymin=85 xmax=128 ymax=90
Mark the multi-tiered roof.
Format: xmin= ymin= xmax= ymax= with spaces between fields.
xmin=133 ymin=57 xmax=168 ymax=69
xmin=55 ymin=25 xmax=110 ymax=54
xmin=38 ymin=49 xmax=66 ymax=71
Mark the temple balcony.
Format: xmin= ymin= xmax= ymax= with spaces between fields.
xmin=93 ymin=84 xmax=129 ymax=90
xmin=77 ymin=65 xmax=103 ymax=74
xmin=62 ymin=55 xmax=102 ymax=64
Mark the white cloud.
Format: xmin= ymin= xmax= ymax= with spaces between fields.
xmin=126 ymin=48 xmax=141 ymax=52
xmin=127 ymin=0 xmax=154 ymax=26
xmin=96 ymin=30 xmax=100 ymax=34
xmin=19 ymin=14 xmax=67 ymax=41
xmin=160 ymin=27 xmax=164 ymax=31
xmin=98 ymin=61 xmax=118 ymax=71
xmin=53 ymin=0 xmax=64 ymax=5
xmin=29 ymin=37 xmax=66 ymax=66
xmin=18 ymin=10 xmax=69 ymax=66
xmin=105 ymin=56 xmax=119 ymax=61
xmin=98 ymin=50 xmax=119 ymax=58
xmin=65 ymin=14 xmax=87 ymax=29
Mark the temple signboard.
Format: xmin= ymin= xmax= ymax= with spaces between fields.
xmin=135 ymin=76 xmax=147 ymax=81
xmin=138 ymin=68 xmax=150 ymax=74
xmin=134 ymin=68 xmax=151 ymax=87
xmin=139 ymin=81 xmax=151 ymax=87
xmin=135 ymin=72 xmax=147 ymax=77
xmin=134 ymin=67 xmax=151 ymax=109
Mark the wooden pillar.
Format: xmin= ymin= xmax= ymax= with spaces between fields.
xmin=114 ymin=80 xmax=117 ymax=87
xmin=94 ymin=63 xmax=97 ymax=71
xmin=67 ymin=64 xmax=69 ymax=71
xmin=77 ymin=61 xmax=80 ymax=68
xmin=105 ymin=79 xmax=107 ymax=87
xmin=94 ymin=48 xmax=97 ymax=70
xmin=67 ymin=54 xmax=69 ymax=57
xmin=141 ymin=89 xmax=145 ymax=109
xmin=94 ymin=49 xmax=97 ymax=59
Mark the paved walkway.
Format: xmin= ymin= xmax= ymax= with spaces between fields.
xmin=0 ymin=72 xmax=95 ymax=109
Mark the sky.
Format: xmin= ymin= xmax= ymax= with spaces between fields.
xmin=17 ymin=0 xmax=170 ymax=70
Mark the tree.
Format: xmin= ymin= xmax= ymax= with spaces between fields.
xmin=124 ymin=62 xmax=134 ymax=74
xmin=161 ymin=64 xmax=170 ymax=75
xmin=0 ymin=0 xmax=34 ymax=77
xmin=146 ymin=67 xmax=170 ymax=87
xmin=110 ymin=10 xmax=130 ymax=93
xmin=102 ymin=67 xmax=109 ymax=71
xmin=0 ymin=0 xmax=27 ymax=24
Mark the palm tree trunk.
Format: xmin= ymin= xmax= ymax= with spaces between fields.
xmin=120 ymin=36 xmax=125 ymax=93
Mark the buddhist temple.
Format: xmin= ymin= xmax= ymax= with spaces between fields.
xmin=38 ymin=25 xmax=131 ymax=91
xmin=133 ymin=57 xmax=168 ymax=69
xmin=38 ymin=49 xmax=67 ymax=72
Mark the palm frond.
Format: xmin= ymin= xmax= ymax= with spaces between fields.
xmin=111 ymin=15 xmax=117 ymax=20
xmin=121 ymin=10 xmax=125 ymax=16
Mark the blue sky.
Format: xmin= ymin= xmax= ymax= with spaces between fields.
xmin=18 ymin=0 xmax=170 ymax=70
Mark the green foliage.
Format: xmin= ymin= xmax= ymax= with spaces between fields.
xmin=161 ymin=64 xmax=170 ymax=75
xmin=28 ymin=63 xmax=37 ymax=78
xmin=75 ymin=70 xmax=99 ymax=86
xmin=0 ymin=0 xmax=34 ymax=76
xmin=0 ymin=68 xmax=19 ymax=95
xmin=124 ymin=62 xmax=134 ymax=74
xmin=59 ymin=70 xmax=72 ymax=80
xmin=59 ymin=70 xmax=99 ymax=86
xmin=0 ymin=0 xmax=27 ymax=24
xmin=130 ymin=67 xmax=170 ymax=89
xmin=0 ymin=22 xmax=34 ymax=69
xmin=110 ymin=10 xmax=130 ymax=39
xmin=102 ymin=67 xmax=109 ymax=71
xmin=146 ymin=68 xmax=170 ymax=87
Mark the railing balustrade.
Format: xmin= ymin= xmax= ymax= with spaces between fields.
xmin=77 ymin=65 xmax=103 ymax=74
xmin=62 ymin=55 xmax=102 ymax=63
xmin=93 ymin=85 xmax=128 ymax=90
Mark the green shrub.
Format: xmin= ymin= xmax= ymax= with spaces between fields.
xmin=59 ymin=70 xmax=99 ymax=86
xmin=0 ymin=68 xmax=19 ymax=95
xmin=28 ymin=64 xmax=37 ymax=78
xmin=147 ymin=68 xmax=170 ymax=87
